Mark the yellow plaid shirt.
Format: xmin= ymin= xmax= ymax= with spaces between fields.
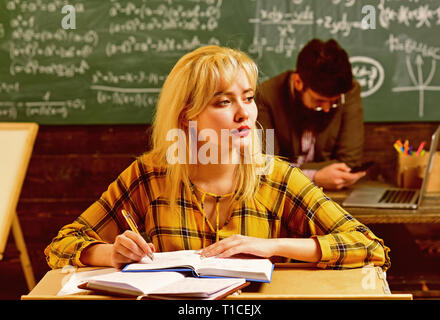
xmin=45 ymin=154 xmax=390 ymax=270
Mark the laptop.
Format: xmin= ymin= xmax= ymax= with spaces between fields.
xmin=342 ymin=125 xmax=440 ymax=209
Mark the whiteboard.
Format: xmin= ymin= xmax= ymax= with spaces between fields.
xmin=0 ymin=123 xmax=38 ymax=258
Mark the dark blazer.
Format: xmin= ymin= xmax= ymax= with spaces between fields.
xmin=256 ymin=71 xmax=364 ymax=170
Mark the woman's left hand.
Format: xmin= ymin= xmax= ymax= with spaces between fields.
xmin=200 ymin=235 xmax=278 ymax=258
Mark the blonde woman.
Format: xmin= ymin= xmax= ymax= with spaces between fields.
xmin=45 ymin=46 xmax=390 ymax=271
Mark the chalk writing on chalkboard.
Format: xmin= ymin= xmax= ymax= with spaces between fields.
xmin=387 ymin=34 xmax=440 ymax=118
xmin=350 ymin=56 xmax=385 ymax=98
xmin=0 ymin=0 xmax=439 ymax=124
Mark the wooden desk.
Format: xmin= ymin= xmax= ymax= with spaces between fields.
xmin=327 ymin=180 xmax=440 ymax=224
xmin=22 ymin=265 xmax=412 ymax=300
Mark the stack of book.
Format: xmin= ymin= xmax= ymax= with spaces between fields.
xmin=78 ymin=250 xmax=274 ymax=299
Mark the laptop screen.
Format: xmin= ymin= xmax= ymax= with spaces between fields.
xmin=417 ymin=125 xmax=440 ymax=207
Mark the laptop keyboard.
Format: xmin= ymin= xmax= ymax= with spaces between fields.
xmin=378 ymin=190 xmax=417 ymax=204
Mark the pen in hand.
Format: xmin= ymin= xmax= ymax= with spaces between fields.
xmin=121 ymin=209 xmax=154 ymax=261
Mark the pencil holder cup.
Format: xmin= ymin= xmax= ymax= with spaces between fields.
xmin=397 ymin=152 xmax=440 ymax=192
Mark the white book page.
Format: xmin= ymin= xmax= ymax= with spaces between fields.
xmin=196 ymin=257 xmax=273 ymax=281
xmin=149 ymin=277 xmax=246 ymax=297
xmin=89 ymin=271 xmax=185 ymax=294
xmin=125 ymin=250 xmax=203 ymax=271
xmin=198 ymin=256 xmax=272 ymax=273
xmin=57 ymin=268 xmax=117 ymax=296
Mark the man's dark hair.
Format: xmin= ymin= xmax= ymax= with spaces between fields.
xmin=296 ymin=39 xmax=353 ymax=97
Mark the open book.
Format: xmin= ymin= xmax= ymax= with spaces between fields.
xmin=122 ymin=250 xmax=274 ymax=282
xmin=79 ymin=271 xmax=248 ymax=299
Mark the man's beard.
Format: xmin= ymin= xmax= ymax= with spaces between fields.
xmin=292 ymin=89 xmax=337 ymax=134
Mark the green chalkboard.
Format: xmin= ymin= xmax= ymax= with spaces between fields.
xmin=0 ymin=0 xmax=439 ymax=124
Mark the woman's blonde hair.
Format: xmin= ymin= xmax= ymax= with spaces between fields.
xmin=147 ymin=45 xmax=265 ymax=211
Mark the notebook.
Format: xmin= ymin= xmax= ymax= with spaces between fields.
xmin=122 ymin=249 xmax=274 ymax=283
xmin=78 ymin=270 xmax=248 ymax=299
xmin=343 ymin=125 xmax=440 ymax=209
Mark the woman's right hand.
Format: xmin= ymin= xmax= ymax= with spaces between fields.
xmin=111 ymin=230 xmax=155 ymax=269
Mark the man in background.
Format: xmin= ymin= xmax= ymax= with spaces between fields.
xmin=256 ymin=38 xmax=366 ymax=190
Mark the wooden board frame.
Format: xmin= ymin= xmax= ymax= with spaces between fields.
xmin=0 ymin=122 xmax=38 ymax=290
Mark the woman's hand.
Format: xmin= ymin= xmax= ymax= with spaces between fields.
xmin=200 ymin=235 xmax=278 ymax=259
xmin=110 ymin=230 xmax=155 ymax=269
xmin=200 ymin=235 xmax=322 ymax=263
